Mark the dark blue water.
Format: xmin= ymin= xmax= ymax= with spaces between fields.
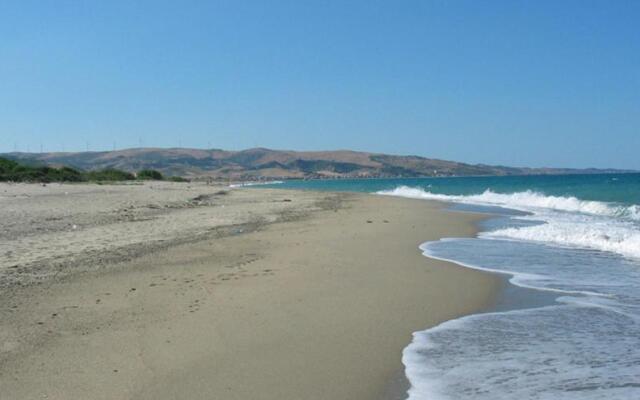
xmin=263 ymin=174 xmax=640 ymax=399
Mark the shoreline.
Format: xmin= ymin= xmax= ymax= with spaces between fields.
xmin=391 ymin=198 xmax=575 ymax=400
xmin=1 ymin=183 xmax=502 ymax=399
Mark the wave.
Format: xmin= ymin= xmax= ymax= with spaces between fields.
xmin=401 ymin=303 xmax=572 ymax=400
xmin=407 ymin=237 xmax=640 ymax=399
xmin=391 ymin=182 xmax=640 ymax=399
xmin=420 ymin=240 xmax=611 ymax=297
xmin=378 ymin=186 xmax=640 ymax=259
xmin=408 ymin=236 xmax=640 ymax=399
xmin=483 ymin=221 xmax=640 ymax=259
xmin=377 ymin=186 xmax=640 ymax=221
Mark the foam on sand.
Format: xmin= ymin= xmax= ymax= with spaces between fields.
xmin=378 ymin=186 xmax=640 ymax=259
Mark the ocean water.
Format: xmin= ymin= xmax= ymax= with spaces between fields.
xmin=266 ymin=174 xmax=640 ymax=399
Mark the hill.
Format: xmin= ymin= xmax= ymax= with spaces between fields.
xmin=2 ymin=148 xmax=633 ymax=180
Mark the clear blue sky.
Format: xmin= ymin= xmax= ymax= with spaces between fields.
xmin=1 ymin=1 xmax=638 ymax=169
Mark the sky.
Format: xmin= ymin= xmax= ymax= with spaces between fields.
xmin=1 ymin=1 xmax=638 ymax=169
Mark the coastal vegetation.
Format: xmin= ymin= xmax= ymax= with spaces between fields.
xmin=168 ymin=175 xmax=189 ymax=182
xmin=0 ymin=157 xmax=184 ymax=183
xmin=136 ymin=169 xmax=164 ymax=180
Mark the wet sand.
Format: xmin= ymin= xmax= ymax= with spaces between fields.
xmin=0 ymin=182 xmax=500 ymax=399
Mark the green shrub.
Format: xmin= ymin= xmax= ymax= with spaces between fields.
xmin=46 ymin=166 xmax=84 ymax=182
xmin=137 ymin=169 xmax=164 ymax=180
xmin=0 ymin=157 xmax=85 ymax=182
xmin=168 ymin=176 xmax=189 ymax=182
xmin=0 ymin=157 xmax=20 ymax=174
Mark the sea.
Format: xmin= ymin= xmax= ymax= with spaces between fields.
xmin=264 ymin=173 xmax=640 ymax=399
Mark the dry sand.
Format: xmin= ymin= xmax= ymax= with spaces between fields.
xmin=0 ymin=182 xmax=501 ymax=399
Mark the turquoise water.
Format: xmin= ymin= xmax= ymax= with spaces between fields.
xmin=264 ymin=173 xmax=640 ymax=399
xmin=269 ymin=173 xmax=640 ymax=205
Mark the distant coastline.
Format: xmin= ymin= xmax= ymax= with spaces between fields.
xmin=3 ymin=147 xmax=635 ymax=182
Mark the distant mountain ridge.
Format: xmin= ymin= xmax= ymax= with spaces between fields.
xmin=3 ymin=148 xmax=634 ymax=180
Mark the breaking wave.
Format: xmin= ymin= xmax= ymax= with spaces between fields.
xmin=377 ymin=186 xmax=640 ymax=221
xmin=377 ymin=186 xmax=640 ymax=259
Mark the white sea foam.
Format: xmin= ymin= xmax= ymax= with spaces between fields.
xmin=378 ymin=186 xmax=640 ymax=259
xmin=402 ymin=302 xmax=640 ymax=400
xmin=483 ymin=219 xmax=640 ymax=259
xmin=420 ymin=240 xmax=609 ymax=297
xmin=377 ymin=186 xmax=640 ymax=220
xmin=405 ymin=238 xmax=640 ymax=400
xmin=384 ymin=184 xmax=640 ymax=399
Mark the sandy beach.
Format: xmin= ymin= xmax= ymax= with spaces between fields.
xmin=0 ymin=182 xmax=501 ymax=399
